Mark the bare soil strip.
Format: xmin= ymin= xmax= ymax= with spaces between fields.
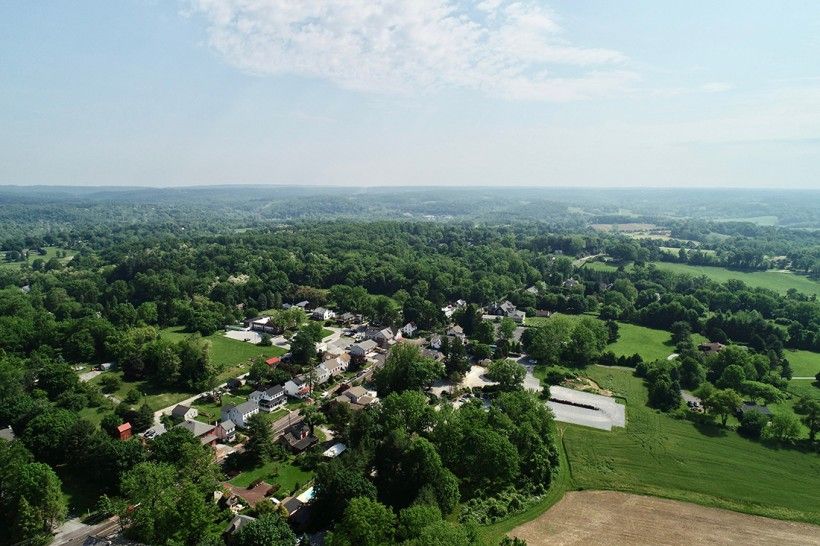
xmin=509 ymin=491 xmax=820 ymax=546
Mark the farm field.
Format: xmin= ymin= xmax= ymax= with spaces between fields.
xmin=609 ymin=322 xmax=707 ymax=362
xmin=582 ymin=260 xmax=819 ymax=297
xmin=508 ymin=491 xmax=819 ymax=546
xmin=562 ymin=366 xmax=820 ymax=524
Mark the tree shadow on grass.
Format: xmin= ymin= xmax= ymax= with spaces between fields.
xmin=692 ymin=421 xmax=728 ymax=437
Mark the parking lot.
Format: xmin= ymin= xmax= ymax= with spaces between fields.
xmin=548 ymin=386 xmax=626 ymax=431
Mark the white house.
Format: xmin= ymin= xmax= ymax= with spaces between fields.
xmin=220 ymin=400 xmax=259 ymax=428
xmin=313 ymin=364 xmax=331 ymax=385
xmin=250 ymin=386 xmax=286 ymax=412
xmin=284 ymin=378 xmax=311 ymax=399
xmin=400 ymin=322 xmax=417 ymax=337
xmin=311 ymin=307 xmax=336 ymax=321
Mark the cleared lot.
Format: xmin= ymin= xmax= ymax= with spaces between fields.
xmin=548 ymin=386 xmax=625 ymax=430
xmin=510 ymin=491 xmax=820 ymax=546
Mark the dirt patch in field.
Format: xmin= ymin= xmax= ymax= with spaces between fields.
xmin=562 ymin=377 xmax=613 ymax=397
xmin=509 ymin=491 xmax=819 ymax=546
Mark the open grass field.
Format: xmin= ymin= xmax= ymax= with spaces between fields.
xmin=785 ymin=349 xmax=820 ymax=378
xmin=609 ymin=322 xmax=707 ymax=362
xmin=562 ymin=366 xmax=820 ymax=524
xmin=650 ymin=262 xmax=820 ymax=297
xmin=508 ymin=491 xmax=820 ymax=546
xmin=0 ymin=246 xmax=74 ymax=269
xmin=582 ymin=260 xmax=819 ymax=297
xmin=160 ymin=327 xmax=286 ymax=384
xmin=229 ymin=459 xmax=313 ymax=496
xmin=85 ymin=329 xmax=286 ymax=414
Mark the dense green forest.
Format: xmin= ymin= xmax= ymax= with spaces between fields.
xmin=0 ymin=186 xmax=817 ymax=545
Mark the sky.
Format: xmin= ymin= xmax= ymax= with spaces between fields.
xmin=1 ymin=1 xmax=819 ymax=188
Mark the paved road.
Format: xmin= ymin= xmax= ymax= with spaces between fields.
xmin=272 ymin=409 xmax=302 ymax=437
xmin=79 ymin=370 xmax=102 ymax=383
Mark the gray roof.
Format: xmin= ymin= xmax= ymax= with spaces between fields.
xmin=220 ymin=420 xmax=236 ymax=431
xmin=353 ymin=340 xmax=378 ymax=351
xmin=0 ymin=426 xmax=15 ymax=442
xmin=265 ymin=385 xmax=285 ymax=397
xmin=225 ymin=514 xmax=256 ymax=534
xmin=177 ymin=419 xmax=214 ymax=438
xmin=171 ymin=404 xmax=193 ymax=417
xmin=233 ymin=400 xmax=259 ymax=415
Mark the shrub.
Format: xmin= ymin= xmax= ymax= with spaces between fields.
xmin=738 ymin=411 xmax=769 ymax=439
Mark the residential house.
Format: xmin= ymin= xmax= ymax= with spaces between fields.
xmin=313 ymin=363 xmax=331 ymax=385
xmin=224 ymin=515 xmax=256 ymax=537
xmin=335 ymin=386 xmax=378 ymax=409
xmin=248 ymin=316 xmax=281 ymax=334
xmin=509 ymin=309 xmax=526 ymax=323
xmin=337 ymin=312 xmax=357 ymax=324
xmin=525 ymin=285 xmax=539 ymax=295
xmin=280 ymin=422 xmax=318 ymax=453
xmin=562 ymin=278 xmax=581 ymax=289
xmin=177 ymin=419 xmax=218 ymax=447
xmin=216 ymin=420 xmax=236 ymax=442
xmin=117 ymin=423 xmax=132 ymax=441
xmin=374 ymin=328 xmax=394 ymax=348
xmin=171 ymin=404 xmax=198 ymax=422
xmin=295 ymin=301 xmax=310 ymax=309
xmin=284 ymin=378 xmax=311 ymax=399
xmin=429 ymin=335 xmax=442 ymax=351
xmin=322 ymin=353 xmax=350 ymax=377
xmin=698 ymin=341 xmax=726 ymax=355
xmin=280 ymin=497 xmax=304 ymax=519
xmin=311 ymin=307 xmax=336 ymax=321
xmin=441 ymin=304 xmax=457 ymax=318
xmin=250 ymin=386 xmax=286 ymax=412
xmin=446 ymin=325 xmax=466 ymax=341
xmin=400 ymin=322 xmax=417 ymax=337
xmin=350 ymin=339 xmax=378 ymax=357
xmin=220 ymin=401 xmax=259 ymax=428
xmin=421 ymin=348 xmax=445 ymax=362
xmin=487 ymin=300 xmax=525 ymax=323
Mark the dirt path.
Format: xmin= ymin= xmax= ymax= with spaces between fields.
xmin=509 ymin=491 xmax=820 ymax=546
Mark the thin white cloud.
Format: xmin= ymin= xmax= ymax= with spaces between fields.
xmin=190 ymin=0 xmax=634 ymax=101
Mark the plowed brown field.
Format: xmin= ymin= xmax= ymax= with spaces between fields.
xmin=509 ymin=491 xmax=820 ymax=545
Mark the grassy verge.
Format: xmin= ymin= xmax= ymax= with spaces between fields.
xmin=563 ymin=366 xmax=820 ymax=525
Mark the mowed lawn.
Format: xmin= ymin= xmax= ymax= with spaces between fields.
xmin=86 ymin=329 xmax=286 ymax=413
xmin=609 ymin=322 xmax=707 ymax=362
xmin=562 ymin=366 xmax=820 ymax=524
xmin=160 ymin=327 xmax=286 ymax=384
xmin=229 ymin=459 xmax=313 ymax=496
xmin=784 ymin=349 xmax=820 ymax=378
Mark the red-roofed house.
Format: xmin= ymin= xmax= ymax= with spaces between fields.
xmin=117 ymin=422 xmax=132 ymax=441
xmin=265 ymin=357 xmax=281 ymax=366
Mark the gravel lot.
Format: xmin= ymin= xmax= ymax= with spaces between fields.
xmin=547 ymin=386 xmax=625 ymax=430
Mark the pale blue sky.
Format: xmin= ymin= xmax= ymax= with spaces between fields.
xmin=1 ymin=1 xmax=819 ymax=188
